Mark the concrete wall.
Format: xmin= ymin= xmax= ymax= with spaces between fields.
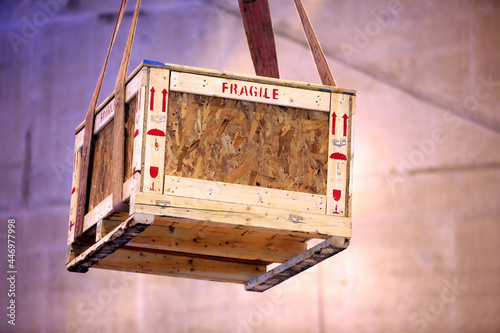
xmin=1 ymin=0 xmax=499 ymax=332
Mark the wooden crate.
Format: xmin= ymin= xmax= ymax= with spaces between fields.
xmin=66 ymin=60 xmax=355 ymax=292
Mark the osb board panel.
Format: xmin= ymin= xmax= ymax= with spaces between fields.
xmin=88 ymin=97 xmax=136 ymax=211
xmin=164 ymin=92 xmax=329 ymax=195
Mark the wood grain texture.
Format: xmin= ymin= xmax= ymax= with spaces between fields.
xmin=165 ymin=92 xmax=329 ymax=195
xmin=134 ymin=196 xmax=352 ymax=239
xmin=238 ymin=0 xmax=279 ymax=78
xmin=128 ymin=225 xmax=306 ymax=263
xmin=170 ymin=71 xmax=331 ymax=112
xmin=88 ymin=97 xmax=136 ymax=211
xmin=163 ymin=175 xmax=326 ymax=214
xmin=94 ymin=246 xmax=266 ymax=284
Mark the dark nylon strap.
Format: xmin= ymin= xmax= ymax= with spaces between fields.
xmin=112 ymin=0 xmax=141 ymax=211
xmin=238 ymin=0 xmax=280 ymax=79
xmin=74 ymin=0 xmax=129 ymax=243
xmin=294 ymin=0 xmax=337 ymax=87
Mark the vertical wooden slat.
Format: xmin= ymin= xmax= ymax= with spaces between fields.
xmin=143 ymin=68 xmax=169 ymax=193
xmin=294 ymin=0 xmax=337 ymax=87
xmin=346 ymin=95 xmax=355 ymax=217
xmin=238 ymin=0 xmax=280 ymax=79
xmin=74 ymin=0 xmax=128 ymax=243
xmin=129 ymin=84 xmax=147 ymax=215
xmin=112 ymin=0 xmax=141 ymax=212
xmin=327 ymin=93 xmax=350 ymax=216
xmin=68 ymin=148 xmax=82 ymax=245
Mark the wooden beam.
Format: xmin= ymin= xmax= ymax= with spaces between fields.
xmin=163 ymin=175 xmax=326 ymax=214
xmin=134 ymin=192 xmax=352 ymax=239
xmin=238 ymin=0 xmax=280 ymax=78
xmin=245 ymin=236 xmax=349 ymax=292
xmin=127 ymin=225 xmax=307 ymax=263
xmin=169 ymin=71 xmax=330 ymax=111
xmin=95 ymin=246 xmax=266 ymax=284
xmin=294 ymin=0 xmax=337 ymax=87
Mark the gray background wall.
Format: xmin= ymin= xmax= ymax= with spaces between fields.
xmin=1 ymin=0 xmax=499 ymax=332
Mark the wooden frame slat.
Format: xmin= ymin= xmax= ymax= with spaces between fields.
xmin=245 ymin=236 xmax=349 ymax=292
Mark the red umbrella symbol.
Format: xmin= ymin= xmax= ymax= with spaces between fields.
xmin=330 ymin=152 xmax=347 ymax=176
xmin=330 ymin=152 xmax=347 ymax=160
xmin=147 ymin=128 xmax=166 ymax=151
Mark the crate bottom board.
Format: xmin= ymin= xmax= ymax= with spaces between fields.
xmin=66 ymin=213 xmax=349 ymax=291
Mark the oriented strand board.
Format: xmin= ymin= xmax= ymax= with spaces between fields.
xmin=164 ymin=92 xmax=329 ymax=195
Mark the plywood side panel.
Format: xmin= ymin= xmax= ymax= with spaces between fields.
xmin=165 ymin=92 xmax=329 ymax=195
xmin=87 ymin=96 xmax=137 ymax=211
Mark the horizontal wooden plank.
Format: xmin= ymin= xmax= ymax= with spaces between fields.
xmin=170 ymin=71 xmax=330 ymax=112
xmin=164 ymin=176 xmax=325 ymax=214
xmin=134 ymin=192 xmax=351 ymax=239
xmin=123 ymin=176 xmax=134 ymax=201
xmin=83 ymin=194 xmax=113 ymax=233
xmin=94 ymin=246 xmax=266 ymax=284
xmin=144 ymin=61 xmax=355 ymax=95
xmin=128 ymin=225 xmax=307 ymax=263
xmin=245 ymin=236 xmax=349 ymax=292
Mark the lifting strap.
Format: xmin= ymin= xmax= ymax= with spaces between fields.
xmin=293 ymin=0 xmax=336 ymax=87
xmin=238 ymin=0 xmax=280 ymax=79
xmin=74 ymin=0 xmax=141 ymax=243
xmin=112 ymin=0 xmax=141 ymax=212
xmin=239 ymin=0 xmax=336 ymax=87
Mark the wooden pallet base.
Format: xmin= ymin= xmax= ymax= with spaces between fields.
xmin=66 ymin=212 xmax=349 ymax=290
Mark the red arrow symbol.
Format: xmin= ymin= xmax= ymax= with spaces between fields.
xmin=162 ymin=89 xmax=167 ymax=112
xmin=331 ymin=112 xmax=336 ymax=135
xmin=342 ymin=114 xmax=349 ymax=137
xmin=149 ymin=87 xmax=155 ymax=111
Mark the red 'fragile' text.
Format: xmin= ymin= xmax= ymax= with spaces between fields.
xmin=222 ymin=82 xmax=279 ymax=100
